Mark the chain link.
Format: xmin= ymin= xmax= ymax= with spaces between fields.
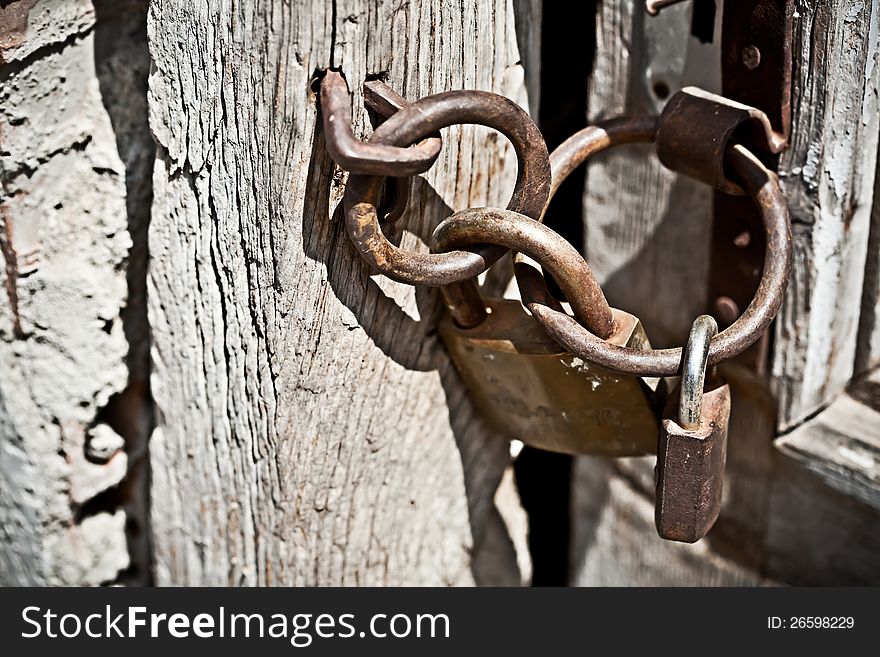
xmin=318 ymin=72 xmax=792 ymax=378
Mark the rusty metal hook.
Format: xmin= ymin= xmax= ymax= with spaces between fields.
xmin=319 ymin=71 xmax=442 ymax=176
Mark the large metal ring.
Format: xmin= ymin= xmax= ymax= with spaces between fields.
xmin=523 ymin=117 xmax=792 ymax=377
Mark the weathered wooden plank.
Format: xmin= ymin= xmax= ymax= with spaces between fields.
xmin=766 ymin=448 xmax=880 ymax=585
xmin=714 ymin=3 xmax=880 ymax=585
xmin=776 ymin=367 xmax=880 ymax=511
xmin=571 ymin=457 xmax=766 ymax=586
xmin=0 ymin=0 xmax=152 ymax=584
xmin=856 ymin=145 xmax=880 ymax=372
xmin=146 ymin=0 xmax=536 ymax=586
xmin=773 ymin=0 xmax=880 ymax=430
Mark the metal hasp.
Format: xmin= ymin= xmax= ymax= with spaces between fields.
xmin=720 ymin=0 xmax=792 ymax=146
xmin=320 ymin=71 xmax=442 ymax=176
xmin=712 ymin=0 xmax=794 ymax=372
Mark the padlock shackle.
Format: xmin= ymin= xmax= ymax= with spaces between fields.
xmin=678 ymin=315 xmax=719 ymax=430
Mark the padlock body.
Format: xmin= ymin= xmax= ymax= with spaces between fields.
xmin=655 ymin=380 xmax=731 ymax=543
xmin=439 ymin=299 xmax=663 ymax=455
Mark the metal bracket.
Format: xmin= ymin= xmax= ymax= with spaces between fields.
xmin=710 ymin=0 xmax=794 ymax=373
xmin=719 ymin=0 xmax=793 ymax=148
xmin=656 ymin=86 xmax=782 ymax=195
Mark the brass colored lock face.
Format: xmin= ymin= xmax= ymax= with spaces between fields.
xmin=655 ymin=379 xmax=731 ymax=543
xmin=439 ymin=299 xmax=664 ymax=456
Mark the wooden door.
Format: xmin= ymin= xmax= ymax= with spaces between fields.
xmin=0 ymin=0 xmax=877 ymax=585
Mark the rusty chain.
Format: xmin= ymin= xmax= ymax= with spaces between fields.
xmin=317 ymin=72 xmax=792 ymax=378
xmin=340 ymin=74 xmax=555 ymax=330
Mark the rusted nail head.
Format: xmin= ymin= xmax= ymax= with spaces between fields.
xmin=742 ymin=46 xmax=761 ymax=71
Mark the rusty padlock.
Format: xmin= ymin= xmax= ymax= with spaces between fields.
xmin=655 ymin=314 xmax=731 ymax=542
xmin=434 ymin=209 xmax=665 ymax=456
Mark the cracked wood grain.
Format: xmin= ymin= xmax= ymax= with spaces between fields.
xmin=146 ymin=0 xmax=536 ymax=586
xmin=772 ymin=0 xmax=880 ymax=431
